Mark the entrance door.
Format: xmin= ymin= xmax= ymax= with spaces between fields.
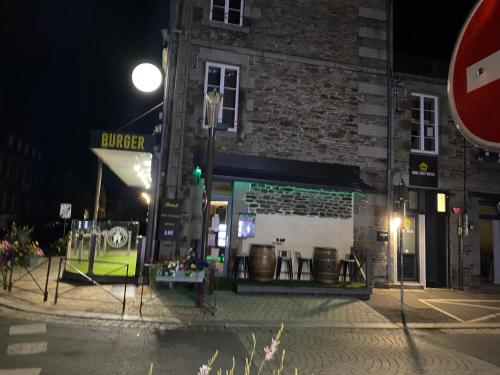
xmin=398 ymin=215 xmax=418 ymax=281
xmin=208 ymin=196 xmax=232 ymax=276
xmin=425 ymin=193 xmax=448 ymax=287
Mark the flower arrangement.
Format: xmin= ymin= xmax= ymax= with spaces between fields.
xmin=160 ymin=250 xmax=214 ymax=278
xmin=1 ymin=225 xmax=44 ymax=288
xmin=0 ymin=225 xmax=44 ymax=268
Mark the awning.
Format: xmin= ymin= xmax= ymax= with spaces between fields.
xmin=194 ymin=151 xmax=376 ymax=192
xmin=90 ymin=130 xmax=154 ymax=188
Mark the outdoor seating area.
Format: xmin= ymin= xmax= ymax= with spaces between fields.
xmin=231 ymin=245 xmax=368 ymax=286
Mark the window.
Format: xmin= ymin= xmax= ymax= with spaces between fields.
xmin=210 ymin=0 xmax=244 ymax=26
xmin=411 ymin=94 xmax=439 ymax=154
xmin=203 ymin=62 xmax=240 ymax=132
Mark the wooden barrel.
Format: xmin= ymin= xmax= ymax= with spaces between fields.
xmin=249 ymin=244 xmax=276 ymax=282
xmin=313 ymin=247 xmax=338 ymax=284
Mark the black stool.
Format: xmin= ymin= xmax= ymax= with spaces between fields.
xmin=276 ymin=250 xmax=293 ymax=280
xmin=233 ymin=251 xmax=249 ymax=279
xmin=296 ymin=251 xmax=313 ymax=281
xmin=339 ymin=255 xmax=356 ymax=283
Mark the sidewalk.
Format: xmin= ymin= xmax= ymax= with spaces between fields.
xmin=1 ymin=258 xmax=500 ymax=329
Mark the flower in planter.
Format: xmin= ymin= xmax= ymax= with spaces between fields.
xmin=0 ymin=225 xmax=44 ymax=268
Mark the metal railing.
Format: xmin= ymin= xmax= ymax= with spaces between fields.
xmin=54 ymin=257 xmax=129 ymax=314
xmin=4 ymin=256 xmax=52 ymax=302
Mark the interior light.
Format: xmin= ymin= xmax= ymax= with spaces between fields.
xmin=437 ymin=193 xmax=446 ymax=213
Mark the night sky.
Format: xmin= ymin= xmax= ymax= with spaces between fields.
xmin=0 ymin=0 xmax=476 ymax=222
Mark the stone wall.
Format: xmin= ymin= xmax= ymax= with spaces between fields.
xmin=163 ymin=0 xmax=390 ymax=282
xmin=243 ymin=183 xmax=353 ymax=218
xmin=394 ymin=73 xmax=500 ymax=287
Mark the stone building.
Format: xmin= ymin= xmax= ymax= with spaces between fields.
xmin=157 ymin=0 xmax=500 ymax=287
xmin=392 ymin=73 xmax=500 ymax=287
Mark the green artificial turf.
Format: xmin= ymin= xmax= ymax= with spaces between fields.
xmin=66 ymin=253 xmax=137 ymax=277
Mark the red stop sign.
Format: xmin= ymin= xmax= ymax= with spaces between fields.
xmin=448 ymin=0 xmax=500 ymax=152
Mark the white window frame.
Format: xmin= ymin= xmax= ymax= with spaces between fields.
xmin=209 ymin=0 xmax=244 ymax=26
xmin=410 ymin=93 xmax=439 ymax=155
xmin=203 ymin=62 xmax=240 ymax=133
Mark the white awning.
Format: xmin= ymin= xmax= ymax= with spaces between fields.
xmin=91 ymin=148 xmax=152 ymax=188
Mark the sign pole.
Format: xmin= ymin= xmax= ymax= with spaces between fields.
xmin=400 ymin=199 xmax=406 ymax=323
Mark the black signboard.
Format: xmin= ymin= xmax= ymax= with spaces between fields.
xmin=377 ymin=231 xmax=388 ymax=242
xmin=409 ymin=154 xmax=438 ymax=188
xmin=159 ymin=199 xmax=181 ymax=241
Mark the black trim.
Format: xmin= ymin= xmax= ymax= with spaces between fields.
xmin=194 ymin=151 xmax=376 ymax=192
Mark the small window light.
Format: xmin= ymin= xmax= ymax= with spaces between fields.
xmin=437 ymin=193 xmax=446 ymax=213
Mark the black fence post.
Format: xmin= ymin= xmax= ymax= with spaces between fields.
xmin=7 ymin=266 xmax=13 ymax=292
xmin=43 ymin=256 xmax=52 ymax=302
xmin=54 ymin=257 xmax=64 ymax=305
xmin=122 ymin=265 xmax=129 ymax=315
xmin=365 ymin=253 xmax=370 ymax=288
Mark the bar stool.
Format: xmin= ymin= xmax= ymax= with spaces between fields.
xmin=232 ymin=249 xmax=249 ymax=279
xmin=296 ymin=251 xmax=313 ymax=280
xmin=275 ymin=250 xmax=293 ymax=280
xmin=339 ymin=254 xmax=356 ymax=283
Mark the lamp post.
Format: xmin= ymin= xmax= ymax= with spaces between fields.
xmin=201 ymin=91 xmax=223 ymax=261
xmin=394 ymin=179 xmax=408 ymax=322
xmin=132 ymin=56 xmax=170 ymax=264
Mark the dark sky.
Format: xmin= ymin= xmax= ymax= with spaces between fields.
xmin=0 ymin=0 xmax=476 ymax=221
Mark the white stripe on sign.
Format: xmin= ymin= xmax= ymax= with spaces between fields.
xmin=0 ymin=369 xmax=42 ymax=375
xmin=6 ymin=342 xmax=47 ymax=355
xmin=467 ymin=49 xmax=500 ymax=92
xmin=9 ymin=324 xmax=46 ymax=336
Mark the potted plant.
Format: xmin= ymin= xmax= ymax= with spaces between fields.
xmin=1 ymin=225 xmax=44 ymax=289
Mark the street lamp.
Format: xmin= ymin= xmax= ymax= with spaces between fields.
xmin=394 ymin=179 xmax=408 ymax=323
xmin=132 ymin=56 xmax=170 ymax=265
xmin=132 ymin=63 xmax=162 ymax=93
xmin=201 ymin=90 xmax=223 ymax=260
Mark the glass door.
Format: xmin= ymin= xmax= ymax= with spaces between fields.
xmin=208 ymin=197 xmax=231 ymax=276
xmin=398 ymin=215 xmax=419 ymax=281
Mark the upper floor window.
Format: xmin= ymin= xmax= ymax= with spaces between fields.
xmin=203 ymin=62 xmax=240 ymax=132
xmin=210 ymin=0 xmax=244 ymax=26
xmin=411 ymin=93 xmax=439 ymax=154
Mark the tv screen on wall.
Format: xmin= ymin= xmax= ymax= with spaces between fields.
xmin=238 ymin=213 xmax=255 ymax=238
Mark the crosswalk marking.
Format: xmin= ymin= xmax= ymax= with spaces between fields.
xmin=0 ymin=369 xmax=42 ymax=375
xmin=9 ymin=324 xmax=46 ymax=336
xmin=6 ymin=342 xmax=47 ymax=356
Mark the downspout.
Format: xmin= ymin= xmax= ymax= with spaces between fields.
xmin=386 ymin=0 xmax=394 ymax=283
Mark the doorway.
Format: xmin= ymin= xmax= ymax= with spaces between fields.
xmin=398 ymin=215 xmax=419 ymax=281
xmin=207 ymin=196 xmax=232 ymax=276
xmin=479 ymin=204 xmax=500 ymax=284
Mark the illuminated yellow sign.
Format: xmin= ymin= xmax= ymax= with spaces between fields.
xmin=404 ymin=217 xmax=412 ymax=230
xmin=419 ymin=162 xmax=428 ymax=172
xmin=100 ymin=132 xmax=145 ymax=151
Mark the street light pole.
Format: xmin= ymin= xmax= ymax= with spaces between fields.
xmin=201 ymin=91 xmax=223 ymax=261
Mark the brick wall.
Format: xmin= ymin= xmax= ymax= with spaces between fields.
xmin=243 ymin=183 xmax=353 ymax=218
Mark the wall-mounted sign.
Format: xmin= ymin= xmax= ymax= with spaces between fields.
xmin=107 ymin=226 xmax=129 ymax=248
xmin=409 ymin=154 xmax=438 ymax=188
xmin=159 ymin=199 xmax=181 ymax=241
xmin=377 ymin=231 xmax=388 ymax=242
xmin=90 ymin=130 xmax=154 ymax=152
xmin=59 ymin=203 xmax=72 ymax=219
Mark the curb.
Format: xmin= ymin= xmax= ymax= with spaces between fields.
xmin=2 ymin=295 xmax=500 ymax=330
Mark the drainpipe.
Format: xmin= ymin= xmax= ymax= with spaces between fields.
xmin=386 ymin=0 xmax=394 ymax=283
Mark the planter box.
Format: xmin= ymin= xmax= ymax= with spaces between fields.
xmin=156 ymin=269 xmax=205 ymax=284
